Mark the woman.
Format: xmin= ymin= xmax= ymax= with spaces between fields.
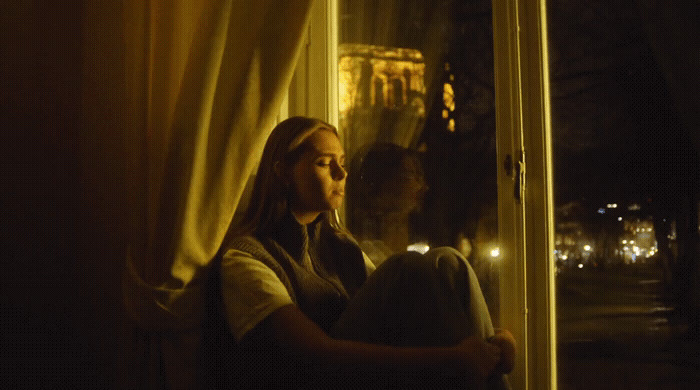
xmin=347 ymin=142 xmax=429 ymax=265
xmin=204 ymin=116 xmax=514 ymax=388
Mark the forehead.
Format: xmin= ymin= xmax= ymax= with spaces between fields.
xmin=305 ymin=129 xmax=344 ymax=155
xmin=400 ymin=155 xmax=421 ymax=171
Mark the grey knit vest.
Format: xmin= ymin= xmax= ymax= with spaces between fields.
xmin=226 ymin=213 xmax=368 ymax=331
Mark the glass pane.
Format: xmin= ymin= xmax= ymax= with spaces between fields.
xmin=547 ymin=1 xmax=700 ymax=388
xmin=338 ymin=0 xmax=502 ymax=324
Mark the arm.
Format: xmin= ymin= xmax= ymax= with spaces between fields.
xmin=489 ymin=328 xmax=517 ymax=374
xmin=242 ymin=303 xmax=503 ymax=385
xmin=221 ymin=248 xmax=506 ymax=384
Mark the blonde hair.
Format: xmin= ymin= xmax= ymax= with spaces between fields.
xmin=233 ymin=116 xmax=346 ymax=238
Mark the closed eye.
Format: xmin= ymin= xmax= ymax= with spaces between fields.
xmin=315 ymin=155 xmax=345 ymax=168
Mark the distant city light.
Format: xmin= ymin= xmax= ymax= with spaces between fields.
xmin=628 ymin=203 xmax=641 ymax=211
xmin=560 ymin=254 xmax=568 ymax=260
xmin=598 ymin=208 xmax=606 ymax=214
xmin=618 ymin=217 xmax=623 ymax=221
xmin=629 ymin=240 xmax=635 ymax=244
xmin=447 ymin=118 xmax=455 ymax=132
xmin=578 ymin=263 xmax=584 ymax=269
xmin=607 ymin=203 xmax=618 ymax=208
xmin=583 ymin=245 xmax=592 ymax=251
xmin=443 ymin=82 xmax=455 ymax=112
xmin=490 ymin=247 xmax=501 ymax=258
xmin=622 ymin=240 xmax=628 ymax=244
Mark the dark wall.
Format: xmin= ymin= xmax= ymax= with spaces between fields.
xmin=1 ymin=1 xmax=119 ymax=387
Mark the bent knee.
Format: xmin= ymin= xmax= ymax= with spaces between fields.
xmin=381 ymin=250 xmax=430 ymax=274
xmin=426 ymin=246 xmax=464 ymax=259
xmin=381 ymin=247 xmax=468 ymax=278
xmin=426 ymin=246 xmax=471 ymax=273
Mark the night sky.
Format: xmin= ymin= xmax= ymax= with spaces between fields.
xmin=548 ymin=0 xmax=699 ymax=211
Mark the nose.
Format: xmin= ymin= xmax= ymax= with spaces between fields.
xmin=419 ymin=177 xmax=428 ymax=193
xmin=331 ymin=160 xmax=347 ymax=181
xmin=411 ymin=173 xmax=427 ymax=192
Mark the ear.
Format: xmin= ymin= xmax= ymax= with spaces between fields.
xmin=273 ymin=161 xmax=290 ymax=186
xmin=273 ymin=161 xmax=282 ymax=178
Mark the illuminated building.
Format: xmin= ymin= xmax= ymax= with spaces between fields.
xmin=338 ymin=44 xmax=427 ymax=155
xmin=618 ymin=218 xmax=658 ymax=263
xmin=339 ymin=43 xmax=426 ymax=114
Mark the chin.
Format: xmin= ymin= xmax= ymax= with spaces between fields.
xmin=327 ymin=199 xmax=343 ymax=210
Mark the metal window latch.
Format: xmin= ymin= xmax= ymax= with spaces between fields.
xmin=514 ymin=150 xmax=525 ymax=203
xmin=504 ymin=151 xmax=525 ymax=203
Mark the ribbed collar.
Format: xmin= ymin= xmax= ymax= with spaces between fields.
xmin=268 ymin=211 xmax=325 ymax=264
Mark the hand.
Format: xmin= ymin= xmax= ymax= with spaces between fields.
xmin=455 ymin=335 xmax=502 ymax=380
xmin=489 ymin=328 xmax=516 ymax=374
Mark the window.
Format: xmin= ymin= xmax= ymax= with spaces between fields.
xmin=548 ymin=1 xmax=700 ymax=388
xmin=338 ymin=0 xmax=504 ymax=325
xmin=290 ymin=1 xmax=556 ymax=388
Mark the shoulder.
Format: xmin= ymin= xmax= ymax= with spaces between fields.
xmin=222 ymin=235 xmax=276 ymax=265
xmin=219 ymin=238 xmax=296 ymax=304
xmin=221 ymin=236 xmax=277 ymax=272
xmin=225 ymin=235 xmax=264 ymax=253
xmin=220 ymin=236 xmax=276 ymax=279
xmin=221 ymin=234 xmax=297 ymax=300
xmin=219 ymin=240 xmax=274 ymax=279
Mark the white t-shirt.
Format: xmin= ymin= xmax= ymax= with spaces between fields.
xmin=221 ymin=248 xmax=376 ymax=342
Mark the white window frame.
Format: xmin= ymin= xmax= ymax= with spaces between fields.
xmin=289 ymin=1 xmax=556 ymax=388
xmin=285 ymin=0 xmax=338 ymax=127
xmin=493 ymin=0 xmax=556 ymax=389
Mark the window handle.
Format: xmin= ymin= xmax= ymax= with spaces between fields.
xmin=514 ymin=150 xmax=525 ymax=203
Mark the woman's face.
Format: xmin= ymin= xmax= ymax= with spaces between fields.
xmin=379 ymin=155 xmax=427 ymax=213
xmin=289 ymin=129 xmax=347 ymax=214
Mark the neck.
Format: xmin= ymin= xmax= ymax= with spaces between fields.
xmin=291 ymin=209 xmax=322 ymax=225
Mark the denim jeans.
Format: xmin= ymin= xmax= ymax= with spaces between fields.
xmin=330 ymin=247 xmax=510 ymax=389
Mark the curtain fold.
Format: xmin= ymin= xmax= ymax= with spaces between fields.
xmin=117 ymin=0 xmax=313 ymax=387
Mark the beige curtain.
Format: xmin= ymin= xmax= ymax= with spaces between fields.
xmin=109 ymin=0 xmax=313 ymax=387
